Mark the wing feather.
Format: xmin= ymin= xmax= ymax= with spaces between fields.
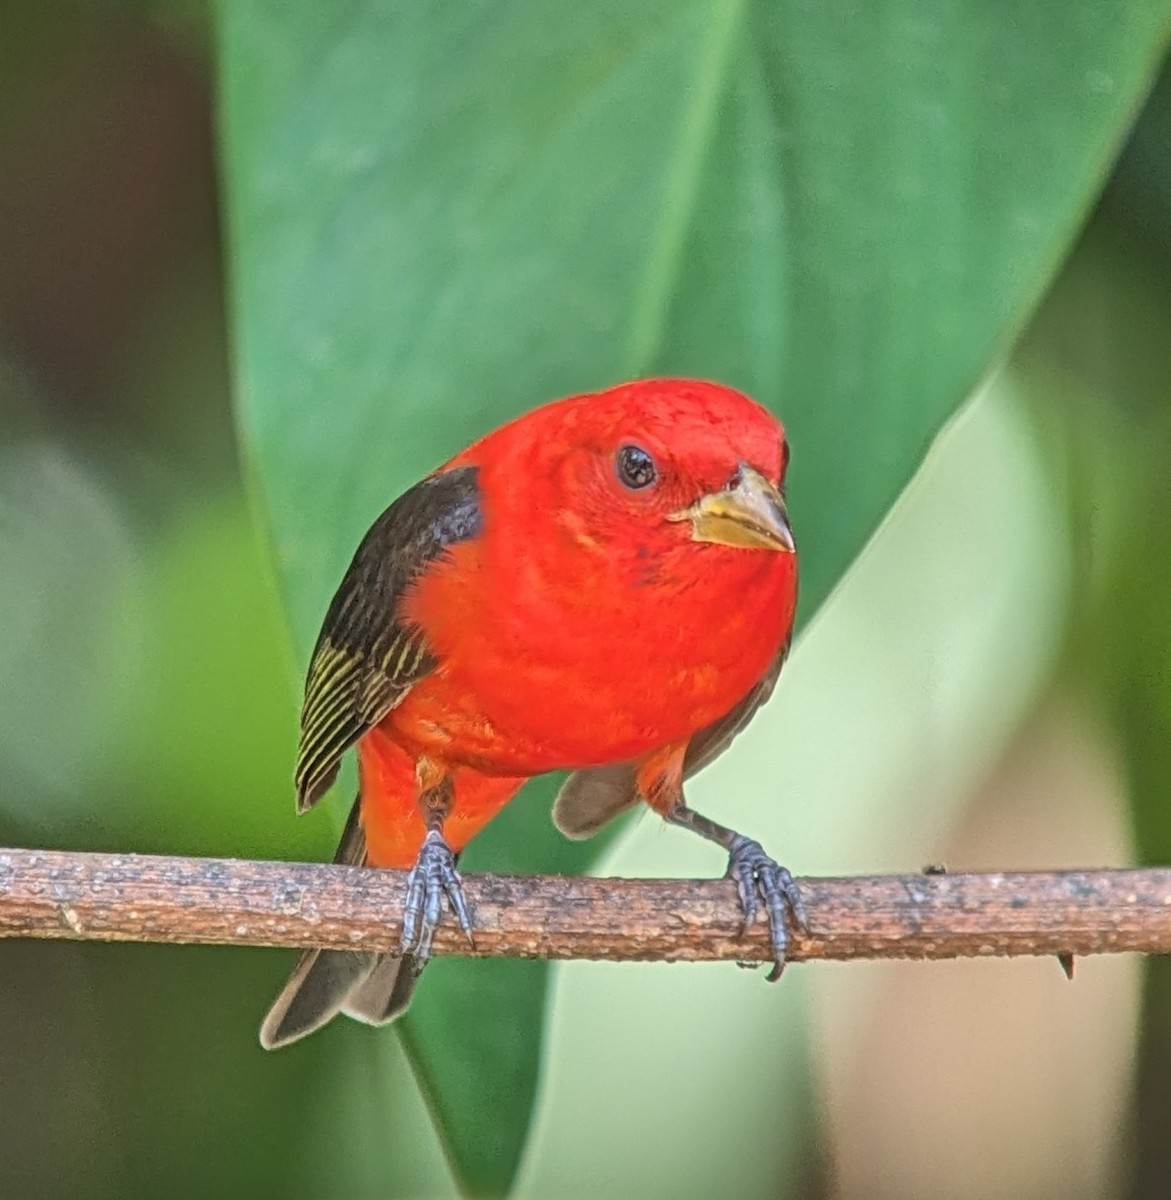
xmin=293 ymin=466 xmax=481 ymax=812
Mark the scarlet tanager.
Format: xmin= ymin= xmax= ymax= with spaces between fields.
xmin=261 ymin=378 xmax=804 ymax=1048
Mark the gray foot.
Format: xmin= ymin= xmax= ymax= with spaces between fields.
xmin=400 ymin=829 xmax=474 ymax=963
xmin=727 ymin=835 xmax=809 ymax=981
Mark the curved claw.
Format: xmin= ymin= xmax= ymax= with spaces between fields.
xmin=400 ymin=830 xmax=475 ymax=964
xmin=726 ymin=835 xmax=807 ymax=981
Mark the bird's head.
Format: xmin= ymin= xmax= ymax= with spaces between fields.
xmin=505 ymin=378 xmax=794 ymax=565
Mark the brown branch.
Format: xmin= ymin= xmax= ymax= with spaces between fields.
xmin=0 ymin=847 xmax=1168 ymax=965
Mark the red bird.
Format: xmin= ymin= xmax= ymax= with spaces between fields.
xmin=261 ymin=378 xmax=803 ymax=1048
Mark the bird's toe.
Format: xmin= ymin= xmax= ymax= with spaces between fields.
xmin=400 ymin=830 xmax=474 ymax=962
xmin=726 ymin=835 xmax=806 ymax=981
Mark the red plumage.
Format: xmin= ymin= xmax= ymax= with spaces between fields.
xmin=261 ymin=378 xmax=802 ymax=1048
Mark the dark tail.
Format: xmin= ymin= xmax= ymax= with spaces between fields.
xmin=258 ymin=799 xmax=421 ymax=1049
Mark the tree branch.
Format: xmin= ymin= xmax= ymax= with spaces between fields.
xmin=0 ymin=847 xmax=1168 ymax=965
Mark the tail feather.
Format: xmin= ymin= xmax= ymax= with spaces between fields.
xmin=260 ymin=947 xmax=378 ymax=1049
xmin=259 ymin=797 xmax=421 ymax=1049
xmin=342 ymin=952 xmax=421 ymax=1025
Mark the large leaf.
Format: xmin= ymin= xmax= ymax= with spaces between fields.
xmin=217 ymin=2 xmax=1170 ymax=1190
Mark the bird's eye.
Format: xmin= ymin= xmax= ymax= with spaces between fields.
xmin=780 ymin=439 xmax=791 ymax=482
xmin=615 ymin=444 xmax=656 ymax=490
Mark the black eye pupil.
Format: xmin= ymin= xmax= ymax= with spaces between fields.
xmin=616 ymin=445 xmax=656 ymax=489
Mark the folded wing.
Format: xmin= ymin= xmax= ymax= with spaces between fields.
xmin=294 ymin=465 xmax=482 ymax=811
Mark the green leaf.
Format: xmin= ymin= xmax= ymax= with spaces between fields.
xmin=217 ymin=2 xmax=1170 ymax=1190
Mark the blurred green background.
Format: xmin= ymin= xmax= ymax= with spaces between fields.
xmin=3 ymin=2 xmax=1171 ymax=1198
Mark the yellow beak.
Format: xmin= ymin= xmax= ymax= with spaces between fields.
xmin=671 ymin=464 xmax=795 ymax=553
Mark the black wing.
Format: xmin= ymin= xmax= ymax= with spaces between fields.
xmin=552 ymin=638 xmax=791 ymax=839
xmin=294 ymin=465 xmax=482 ymax=811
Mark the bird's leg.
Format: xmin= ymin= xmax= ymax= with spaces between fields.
xmin=638 ymin=746 xmax=808 ymax=979
xmin=664 ymin=801 xmax=809 ymax=981
xmin=400 ymin=764 xmax=474 ymax=966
